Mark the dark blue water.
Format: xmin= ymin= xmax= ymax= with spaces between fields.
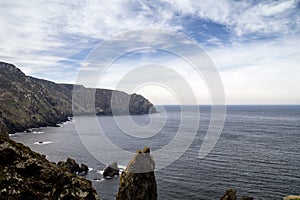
xmin=11 ymin=105 xmax=300 ymax=200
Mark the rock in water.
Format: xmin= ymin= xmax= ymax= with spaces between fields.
xmin=0 ymin=136 xmax=98 ymax=199
xmin=57 ymin=158 xmax=89 ymax=174
xmin=103 ymin=161 xmax=119 ymax=177
xmin=116 ymin=147 xmax=157 ymax=200
xmin=283 ymin=195 xmax=300 ymax=200
xmin=220 ymin=189 xmax=254 ymax=200
xmin=220 ymin=189 xmax=237 ymax=200
xmin=79 ymin=163 xmax=89 ymax=173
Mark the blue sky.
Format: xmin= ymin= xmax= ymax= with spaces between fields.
xmin=0 ymin=0 xmax=299 ymax=104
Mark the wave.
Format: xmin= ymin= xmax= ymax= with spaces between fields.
xmin=34 ymin=141 xmax=52 ymax=145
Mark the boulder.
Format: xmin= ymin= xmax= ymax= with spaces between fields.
xmin=103 ymin=161 xmax=119 ymax=177
xmin=116 ymin=147 xmax=157 ymax=200
xmin=57 ymin=158 xmax=89 ymax=174
xmin=220 ymin=189 xmax=254 ymax=200
xmin=283 ymin=195 xmax=300 ymax=200
xmin=79 ymin=163 xmax=89 ymax=173
xmin=220 ymin=189 xmax=237 ymax=200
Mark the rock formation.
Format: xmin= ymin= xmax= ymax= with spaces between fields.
xmin=0 ymin=61 xmax=156 ymax=135
xmin=220 ymin=189 xmax=253 ymax=200
xmin=116 ymin=147 xmax=157 ymax=200
xmin=0 ymin=135 xmax=99 ymax=200
xmin=283 ymin=195 xmax=300 ymax=200
xmin=221 ymin=189 xmax=238 ymax=200
xmin=103 ymin=162 xmax=119 ymax=177
xmin=57 ymin=158 xmax=89 ymax=174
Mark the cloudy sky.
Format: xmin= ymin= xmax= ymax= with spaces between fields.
xmin=0 ymin=0 xmax=299 ymax=104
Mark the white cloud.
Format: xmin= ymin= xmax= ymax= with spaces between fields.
xmin=0 ymin=0 xmax=299 ymax=104
xmin=160 ymin=0 xmax=299 ymax=36
xmin=0 ymin=0 xmax=178 ymax=80
xmin=208 ymin=37 xmax=300 ymax=104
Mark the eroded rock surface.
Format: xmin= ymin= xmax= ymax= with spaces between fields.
xmin=0 ymin=61 xmax=156 ymax=135
xmin=116 ymin=147 xmax=157 ymax=200
xmin=0 ymin=136 xmax=99 ymax=200
xmin=103 ymin=162 xmax=119 ymax=178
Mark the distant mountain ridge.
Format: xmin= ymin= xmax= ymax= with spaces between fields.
xmin=0 ymin=62 xmax=156 ymax=135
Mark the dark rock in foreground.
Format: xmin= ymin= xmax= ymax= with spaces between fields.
xmin=116 ymin=147 xmax=157 ymax=200
xmin=0 ymin=135 xmax=99 ymax=200
xmin=57 ymin=157 xmax=89 ymax=174
xmin=103 ymin=161 xmax=119 ymax=178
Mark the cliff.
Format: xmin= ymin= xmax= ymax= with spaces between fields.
xmin=0 ymin=135 xmax=99 ymax=200
xmin=116 ymin=147 xmax=157 ymax=200
xmin=0 ymin=62 xmax=156 ymax=135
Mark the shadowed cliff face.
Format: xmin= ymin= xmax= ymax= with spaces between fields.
xmin=0 ymin=135 xmax=99 ymax=200
xmin=0 ymin=62 xmax=156 ymax=135
xmin=117 ymin=147 xmax=157 ymax=200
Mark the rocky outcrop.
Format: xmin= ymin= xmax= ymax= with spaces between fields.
xmin=57 ymin=158 xmax=89 ymax=174
xmin=103 ymin=162 xmax=119 ymax=178
xmin=0 ymin=61 xmax=156 ymax=135
xmin=220 ymin=189 xmax=253 ymax=200
xmin=283 ymin=195 xmax=300 ymax=200
xmin=116 ymin=147 xmax=157 ymax=200
xmin=221 ymin=189 xmax=238 ymax=200
xmin=0 ymin=135 xmax=99 ymax=200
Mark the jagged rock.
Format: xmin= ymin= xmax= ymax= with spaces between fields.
xmin=0 ymin=61 xmax=156 ymax=135
xmin=103 ymin=162 xmax=119 ymax=177
xmin=57 ymin=158 xmax=89 ymax=174
xmin=220 ymin=189 xmax=237 ymax=200
xmin=116 ymin=147 xmax=157 ymax=200
xmin=220 ymin=189 xmax=253 ymax=200
xmin=79 ymin=163 xmax=89 ymax=174
xmin=0 ymin=135 xmax=99 ymax=200
xmin=283 ymin=195 xmax=300 ymax=200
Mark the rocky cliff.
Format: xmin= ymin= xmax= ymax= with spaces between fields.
xmin=0 ymin=135 xmax=99 ymax=200
xmin=116 ymin=147 xmax=157 ymax=200
xmin=0 ymin=62 xmax=156 ymax=135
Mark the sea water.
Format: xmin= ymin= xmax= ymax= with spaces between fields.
xmin=11 ymin=105 xmax=300 ymax=200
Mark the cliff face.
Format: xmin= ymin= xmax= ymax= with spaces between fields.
xmin=0 ymin=135 xmax=99 ymax=200
xmin=116 ymin=147 xmax=157 ymax=200
xmin=0 ymin=62 xmax=156 ymax=135
xmin=0 ymin=62 xmax=73 ymax=135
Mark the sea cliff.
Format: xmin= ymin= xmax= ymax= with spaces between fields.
xmin=0 ymin=61 xmax=156 ymax=135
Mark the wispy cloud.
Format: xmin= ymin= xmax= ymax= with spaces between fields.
xmin=0 ymin=0 xmax=299 ymax=103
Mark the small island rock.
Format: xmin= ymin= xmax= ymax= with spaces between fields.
xmin=103 ymin=161 xmax=119 ymax=177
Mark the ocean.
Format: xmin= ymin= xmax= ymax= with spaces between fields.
xmin=11 ymin=105 xmax=300 ymax=200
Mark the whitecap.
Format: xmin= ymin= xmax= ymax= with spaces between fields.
xmin=93 ymin=178 xmax=104 ymax=182
xmin=118 ymin=165 xmax=126 ymax=172
xmin=32 ymin=131 xmax=44 ymax=134
xmin=34 ymin=141 xmax=52 ymax=145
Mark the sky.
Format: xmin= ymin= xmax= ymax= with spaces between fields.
xmin=0 ymin=0 xmax=299 ymax=105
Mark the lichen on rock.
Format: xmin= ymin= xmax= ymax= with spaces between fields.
xmin=0 ymin=135 xmax=99 ymax=200
xmin=116 ymin=146 xmax=157 ymax=200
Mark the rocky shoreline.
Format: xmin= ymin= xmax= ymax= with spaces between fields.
xmin=1 ymin=136 xmax=299 ymax=199
xmin=0 ymin=61 xmax=156 ymax=136
xmin=0 ymin=135 xmax=99 ymax=200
